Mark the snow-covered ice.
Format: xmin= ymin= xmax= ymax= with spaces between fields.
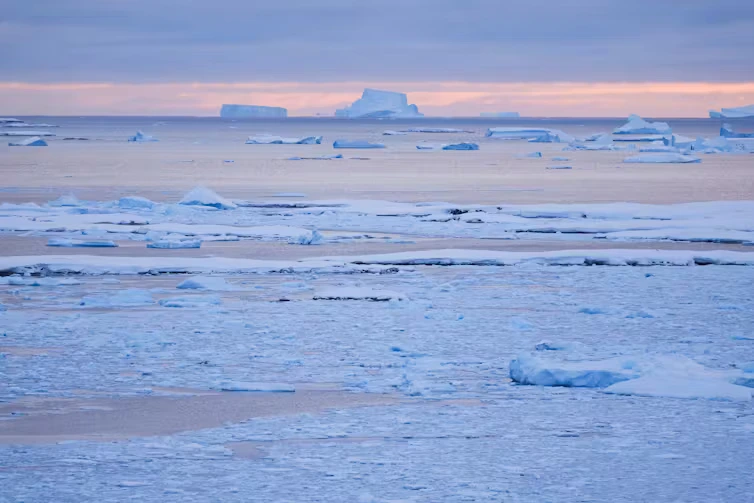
xmin=47 ymin=238 xmax=118 ymax=248
xmin=720 ymin=123 xmax=754 ymax=139
xmin=709 ymin=104 xmax=754 ymax=118
xmin=313 ymin=287 xmax=407 ymax=301
xmin=178 ymin=186 xmax=237 ymax=210
xmin=147 ymin=239 xmax=202 ymax=249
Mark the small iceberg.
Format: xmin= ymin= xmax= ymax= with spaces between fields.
xmin=245 ymin=135 xmax=322 ymax=144
xmin=178 ymin=186 xmax=237 ymax=210
xmin=333 ymin=140 xmax=385 ymax=149
xmin=486 ymin=127 xmax=572 ymax=142
xmin=624 ymin=153 xmax=701 ymax=164
xmin=127 ymin=131 xmax=158 ymax=142
xmin=48 ymin=194 xmax=82 ymax=207
xmin=720 ymin=123 xmax=754 ymax=139
xmin=709 ymin=105 xmax=754 ymax=119
xmin=147 ymin=239 xmax=202 ymax=249
xmin=546 ymin=165 xmax=572 ymax=170
xmin=287 ymin=154 xmax=342 ymax=160
xmin=220 ymin=104 xmax=287 ymax=118
xmin=48 ymin=238 xmax=118 ymax=248
xmin=613 ymin=114 xmax=671 ymax=135
xmin=528 ymin=130 xmax=575 ymax=143
xmin=8 ymin=136 xmax=47 ymax=147
xmin=416 ymin=144 xmax=442 ymax=150
xmin=442 ymin=142 xmax=479 ymax=150
xmin=313 ymin=287 xmax=407 ymax=302
xmin=177 ymin=276 xmax=234 ymax=291
xmin=383 ymin=130 xmax=407 ymax=136
xmin=0 ymin=118 xmax=23 ymax=123
xmin=335 ymin=88 xmax=423 ymax=118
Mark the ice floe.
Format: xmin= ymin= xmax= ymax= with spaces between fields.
xmin=442 ymin=142 xmax=479 ymax=150
xmin=486 ymin=127 xmax=571 ymax=141
xmin=158 ymin=295 xmax=221 ymax=308
xmin=382 ymin=130 xmax=407 ymax=136
xmin=401 ymin=128 xmax=472 ymax=133
xmin=79 ymin=289 xmax=154 ymax=307
xmin=517 ymin=152 xmax=543 ymax=159
xmin=178 ymin=187 xmax=237 ymax=210
xmin=147 ymin=239 xmax=202 ymax=249
xmin=623 ymin=153 xmax=701 ymax=164
xmin=8 ymin=136 xmax=47 ymax=147
xmin=614 ymin=115 xmax=672 ymax=135
xmin=333 ymin=140 xmax=385 ymax=149
xmin=176 ymin=276 xmax=235 ymax=291
xmin=288 ymin=154 xmax=342 ymax=160
xmin=245 ymin=135 xmax=322 ymax=144
xmin=127 ymin=131 xmax=158 ymax=142
xmin=48 ymin=238 xmax=118 ymax=248
xmin=1 ymin=130 xmax=56 ymax=137
xmin=214 ymin=382 xmax=295 ymax=392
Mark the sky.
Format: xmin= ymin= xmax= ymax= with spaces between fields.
xmin=2 ymin=0 xmax=754 ymax=117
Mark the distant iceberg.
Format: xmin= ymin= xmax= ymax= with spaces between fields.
xmin=480 ymin=112 xmax=520 ymax=118
xmin=383 ymin=130 xmax=407 ymax=135
xmin=335 ymin=88 xmax=423 ymax=118
xmin=486 ymin=127 xmax=571 ymax=141
xmin=332 ymin=139 xmax=385 ymax=149
xmin=245 ymin=134 xmax=322 ymax=144
xmin=442 ymin=142 xmax=479 ymax=150
xmin=401 ymin=127 xmax=471 ymax=133
xmin=0 ymin=118 xmax=23 ymax=124
xmin=720 ymin=123 xmax=754 ymax=139
xmin=8 ymin=136 xmax=47 ymax=147
xmin=128 ymin=131 xmax=158 ymax=142
xmin=1 ymin=130 xmax=55 ymax=137
xmin=221 ymin=104 xmax=287 ymax=118
xmin=624 ymin=153 xmax=701 ymax=164
xmin=613 ymin=115 xmax=672 ymax=135
xmin=709 ymin=105 xmax=754 ymax=119
xmin=179 ymin=186 xmax=237 ymax=210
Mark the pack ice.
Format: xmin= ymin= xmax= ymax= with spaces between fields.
xmin=335 ymin=88 xmax=423 ymax=118
xmin=613 ymin=115 xmax=672 ymax=135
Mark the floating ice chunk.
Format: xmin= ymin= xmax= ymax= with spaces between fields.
xmin=480 ymin=112 xmax=520 ymax=118
xmin=80 ymin=289 xmax=154 ymax=307
xmin=8 ymin=136 xmax=47 ymax=147
xmin=487 ymin=127 xmax=566 ymax=140
xmin=220 ymin=104 xmax=287 ymax=118
xmin=48 ymin=238 xmax=118 ymax=248
xmin=510 ymin=354 xmax=637 ymax=388
xmin=517 ymin=152 xmax=543 ymax=158
xmin=215 ymin=381 xmax=295 ymax=392
xmin=528 ymin=130 xmax=575 ymax=143
xmin=147 ymin=239 xmax=202 ymax=249
xmin=335 ymin=88 xmax=423 ymax=118
xmin=287 ymin=154 xmax=342 ymax=160
xmin=720 ymin=123 xmax=754 ymax=139
xmin=118 ymin=196 xmax=156 ymax=210
xmin=662 ymin=134 xmax=696 ymax=148
xmin=416 ymin=144 xmax=442 ymax=150
xmin=333 ymin=140 xmax=385 ymax=149
xmin=401 ymin=127 xmax=472 ymax=133
xmin=552 ymin=156 xmax=570 ymax=161
xmin=4 ymin=122 xmax=57 ymax=128
xmin=624 ymin=153 xmax=701 ymax=164
xmin=639 ymin=145 xmax=679 ymax=153
xmin=313 ymin=287 xmax=407 ymax=301
xmin=178 ymin=186 xmax=237 ymax=210
xmin=245 ymin=134 xmax=322 ymax=144
xmin=614 ymin=115 xmax=672 ymax=135
xmin=382 ymin=130 xmax=407 ymax=135
xmin=290 ymin=229 xmax=323 ymax=245
xmin=127 ymin=131 xmax=158 ymax=142
xmin=546 ymin=165 xmax=572 ymax=170
xmin=176 ymin=276 xmax=234 ymax=291
xmin=0 ymin=130 xmax=56 ymax=137
xmin=606 ymin=375 xmax=751 ymax=401
xmin=48 ymin=194 xmax=82 ymax=207
xmin=442 ymin=142 xmax=479 ymax=150
xmin=158 ymin=294 xmax=221 ymax=308
xmin=709 ymin=105 xmax=754 ymax=119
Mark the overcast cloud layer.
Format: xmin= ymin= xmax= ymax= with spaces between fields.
xmin=3 ymin=0 xmax=754 ymax=83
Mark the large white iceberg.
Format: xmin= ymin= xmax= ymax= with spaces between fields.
xmin=335 ymin=88 xmax=423 ymax=118
xmin=709 ymin=105 xmax=754 ymax=119
xmin=624 ymin=153 xmax=701 ymax=164
xmin=8 ymin=136 xmax=47 ymax=147
xmin=221 ymin=104 xmax=287 ymax=118
xmin=480 ymin=112 xmax=520 ymax=118
xmin=614 ymin=115 xmax=672 ymax=135
xmin=178 ymin=186 xmax=237 ymax=210
xmin=245 ymin=134 xmax=322 ymax=144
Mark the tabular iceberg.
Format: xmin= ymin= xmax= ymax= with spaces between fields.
xmin=220 ymin=104 xmax=288 ymax=118
xmin=614 ymin=115 xmax=672 ymax=135
xmin=720 ymin=124 xmax=754 ymax=139
xmin=335 ymin=88 xmax=423 ymax=118
xmin=245 ymin=135 xmax=322 ymax=144
xmin=8 ymin=136 xmax=47 ymax=147
xmin=486 ymin=127 xmax=570 ymax=140
xmin=480 ymin=112 xmax=520 ymax=118
xmin=332 ymin=139 xmax=385 ymax=149
xmin=709 ymin=105 xmax=754 ymax=119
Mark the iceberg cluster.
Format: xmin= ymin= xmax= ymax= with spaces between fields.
xmin=220 ymin=104 xmax=287 ymax=118
xmin=709 ymin=105 xmax=754 ymax=119
xmin=613 ymin=115 xmax=672 ymax=135
xmin=335 ymin=88 xmax=423 ymax=119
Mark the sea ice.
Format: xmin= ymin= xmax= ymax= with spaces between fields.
xmin=176 ymin=276 xmax=234 ymax=291
xmin=47 ymin=194 xmax=82 ymax=207
xmin=486 ymin=127 xmax=567 ymax=140
xmin=127 ymin=131 xmax=158 ymax=142
xmin=245 ymin=135 xmax=322 ymax=144
xmin=118 ymin=196 xmax=156 ymax=210
xmin=720 ymin=123 xmax=754 ymax=139
xmin=335 ymin=88 xmax=423 ymax=118
xmin=442 ymin=142 xmax=479 ymax=150
xmin=220 ymin=104 xmax=287 ymax=118
xmin=546 ymin=165 xmax=572 ymax=170
xmin=623 ymin=153 xmax=701 ymax=164
xmin=287 ymin=154 xmax=342 ymax=160
xmin=528 ymin=130 xmax=575 ymax=143
xmin=158 ymin=295 xmax=222 ymax=308
xmin=0 ymin=117 xmax=23 ymax=123
xmin=8 ymin=136 xmax=47 ymax=147
xmin=613 ymin=115 xmax=672 ymax=135
xmin=401 ymin=128 xmax=472 ymax=133
xmin=517 ymin=152 xmax=543 ymax=158
xmin=510 ymin=354 xmax=637 ymax=388
xmin=178 ymin=187 xmax=237 ymax=210
xmin=47 ymin=238 xmax=118 ymax=248
xmin=332 ymin=140 xmax=385 ymax=149
xmin=382 ymin=130 xmax=407 ymax=135
xmin=79 ymin=289 xmax=154 ymax=307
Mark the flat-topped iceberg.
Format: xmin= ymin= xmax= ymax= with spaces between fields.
xmin=333 ymin=139 xmax=385 ymax=149
xmin=47 ymin=238 xmax=118 ymax=248
xmin=624 ymin=153 xmax=701 ymax=164
xmin=528 ymin=130 xmax=574 ymax=143
xmin=335 ymin=88 xmax=423 ymax=119
xmin=178 ymin=186 xmax=237 ymax=210
xmin=127 ymin=131 xmax=158 ymax=142
xmin=442 ymin=142 xmax=479 ymax=150
xmin=486 ymin=127 xmax=571 ymax=141
xmin=8 ymin=136 xmax=47 ymax=147
xmin=720 ymin=124 xmax=754 ymax=139
xmin=480 ymin=112 xmax=520 ymax=118
xmin=709 ymin=105 xmax=754 ymax=119
xmin=221 ymin=104 xmax=287 ymax=118
xmin=147 ymin=239 xmax=202 ymax=249
xmin=614 ymin=114 xmax=672 ymax=135
xmin=245 ymin=134 xmax=322 ymax=144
